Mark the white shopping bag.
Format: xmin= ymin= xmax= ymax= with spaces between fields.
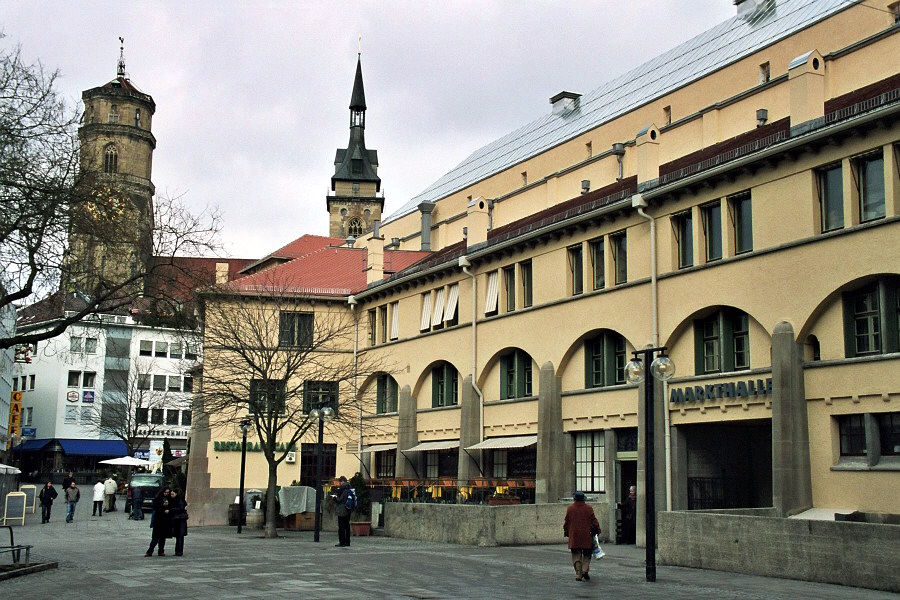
xmin=592 ymin=534 xmax=605 ymax=559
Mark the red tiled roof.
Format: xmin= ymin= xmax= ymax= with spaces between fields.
xmin=145 ymin=256 xmax=255 ymax=302
xmin=239 ymin=235 xmax=346 ymax=274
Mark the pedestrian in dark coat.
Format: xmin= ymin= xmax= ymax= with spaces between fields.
xmin=330 ymin=476 xmax=352 ymax=547
xmin=564 ymin=491 xmax=601 ymax=581
xmin=38 ymin=481 xmax=58 ymax=523
xmin=62 ymin=471 xmax=75 ymax=491
xmin=168 ymin=488 xmax=188 ymax=557
xmin=145 ymin=487 xmax=171 ymax=557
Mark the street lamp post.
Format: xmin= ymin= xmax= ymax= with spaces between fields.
xmin=237 ymin=418 xmax=252 ymax=534
xmin=624 ymin=347 xmax=675 ymax=583
xmin=310 ymin=406 xmax=334 ymax=542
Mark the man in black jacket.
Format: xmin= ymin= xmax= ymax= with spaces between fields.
xmin=39 ymin=481 xmax=58 ymax=523
xmin=332 ymin=476 xmax=352 ymax=547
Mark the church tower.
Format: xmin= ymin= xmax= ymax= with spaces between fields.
xmin=327 ymin=56 xmax=383 ymax=238
xmin=68 ymin=40 xmax=156 ymax=295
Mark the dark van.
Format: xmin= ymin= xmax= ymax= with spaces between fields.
xmin=128 ymin=473 xmax=166 ymax=510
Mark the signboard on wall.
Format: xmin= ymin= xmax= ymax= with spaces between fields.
xmin=8 ymin=391 xmax=22 ymax=445
xmin=21 ymin=427 xmax=36 ymax=439
xmin=66 ymin=391 xmax=79 ymax=402
xmin=82 ymin=391 xmax=95 ymax=403
xmin=669 ymin=377 xmax=773 ymax=403
xmin=149 ymin=440 xmax=164 ymax=472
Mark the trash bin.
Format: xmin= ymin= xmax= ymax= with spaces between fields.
xmin=228 ymin=503 xmax=245 ymax=526
xmin=244 ymin=489 xmax=263 ymax=513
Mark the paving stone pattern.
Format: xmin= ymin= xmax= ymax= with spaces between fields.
xmin=3 ymin=486 xmax=894 ymax=599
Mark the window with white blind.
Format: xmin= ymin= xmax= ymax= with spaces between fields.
xmin=575 ymin=431 xmax=605 ymax=493
xmin=445 ymin=283 xmax=459 ymax=326
xmin=431 ymin=287 xmax=446 ymax=328
xmin=389 ymin=301 xmax=400 ymax=340
xmin=485 ymin=271 xmax=499 ymax=315
xmin=420 ymin=292 xmax=433 ymax=332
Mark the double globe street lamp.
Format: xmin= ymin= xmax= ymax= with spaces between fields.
xmin=309 ymin=405 xmax=334 ymax=542
xmin=624 ymin=348 xmax=675 ymax=583
xmin=237 ymin=418 xmax=252 ymax=534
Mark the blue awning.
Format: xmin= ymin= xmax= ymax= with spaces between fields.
xmin=12 ymin=438 xmax=52 ymax=452
xmin=57 ymin=439 xmax=127 ymax=457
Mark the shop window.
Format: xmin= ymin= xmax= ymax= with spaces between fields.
xmin=838 ymin=414 xmax=866 ymax=457
xmin=589 ymin=239 xmax=604 ymax=290
xmin=503 ymin=265 xmax=516 ymax=312
xmin=426 ymin=451 xmax=439 ymax=479
xmin=702 ymin=202 xmax=722 ymax=262
xmin=611 ymin=231 xmax=627 ymax=285
xmin=842 ymin=278 xmax=899 ymax=358
xmin=730 ymin=192 xmax=752 ymax=255
xmin=857 ymin=152 xmax=885 ymax=223
xmin=520 ymin=260 xmax=533 ymax=307
xmin=568 ymin=244 xmax=583 ymax=296
xmin=500 ymin=349 xmax=533 ymax=400
xmin=279 ymin=311 xmax=314 ymax=348
xmin=694 ymin=309 xmax=751 ymax=374
xmin=673 ymin=211 xmax=693 ymax=269
xmin=585 ymin=331 xmax=627 ymax=388
xmin=878 ymin=412 xmax=900 ymax=456
xmin=155 ymin=341 xmax=168 ymax=358
xmin=136 ymin=408 xmax=148 ymax=425
xmin=302 ymin=380 xmax=338 ymax=415
xmin=166 ymin=410 xmax=179 ymax=425
xmin=139 ymin=340 xmax=153 ymax=356
xmin=817 ymin=164 xmax=843 ymax=232
xmin=431 ymin=362 xmax=459 ymax=407
xmin=153 ymin=375 xmax=166 ymax=391
xmin=375 ymin=450 xmax=395 ymax=479
xmin=575 ymin=431 xmax=605 ymax=493
xmin=181 ymin=410 xmax=192 ymax=426
xmin=82 ymin=372 xmax=96 ymax=388
xmin=376 ymin=373 xmax=399 ymax=414
xmin=368 ymin=309 xmax=377 ymax=345
xmin=151 ymin=409 xmax=164 ymax=425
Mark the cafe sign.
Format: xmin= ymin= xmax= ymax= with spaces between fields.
xmin=213 ymin=440 xmax=297 ymax=452
xmin=669 ymin=377 xmax=773 ymax=403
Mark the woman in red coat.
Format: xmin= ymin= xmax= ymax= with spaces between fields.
xmin=563 ymin=491 xmax=600 ymax=581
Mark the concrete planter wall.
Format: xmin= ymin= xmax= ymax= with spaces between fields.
xmin=658 ymin=511 xmax=900 ymax=592
xmin=384 ymin=502 xmax=610 ymax=547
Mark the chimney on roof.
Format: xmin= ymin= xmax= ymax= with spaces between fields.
xmin=788 ymin=50 xmax=825 ymax=131
xmin=550 ymin=91 xmax=581 ymax=115
xmin=734 ymin=0 xmax=772 ymax=19
xmin=365 ymin=228 xmax=385 ymax=284
xmin=635 ymin=124 xmax=660 ymax=188
xmin=466 ymin=196 xmax=490 ymax=248
xmin=418 ymin=201 xmax=435 ymax=251
xmin=215 ymin=262 xmax=229 ymax=284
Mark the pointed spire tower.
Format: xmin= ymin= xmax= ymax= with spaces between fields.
xmin=327 ymin=53 xmax=383 ymax=238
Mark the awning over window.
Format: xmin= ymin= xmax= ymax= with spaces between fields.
xmin=403 ymin=440 xmax=460 ymax=452
xmin=12 ymin=438 xmax=51 ymax=453
xmin=360 ymin=443 xmax=397 ymax=453
xmin=465 ymin=435 xmax=538 ymax=451
xmin=58 ymin=439 xmax=128 ymax=457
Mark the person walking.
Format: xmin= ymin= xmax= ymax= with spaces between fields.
xmin=169 ymin=488 xmax=188 ymax=556
xmin=38 ymin=481 xmax=58 ymax=523
xmin=564 ymin=491 xmax=601 ymax=582
xmin=103 ymin=476 xmax=117 ymax=512
xmin=92 ymin=479 xmax=105 ymax=516
xmin=624 ymin=485 xmax=637 ymax=544
xmin=62 ymin=471 xmax=75 ymax=491
xmin=332 ymin=475 xmax=353 ymax=547
xmin=145 ymin=487 xmax=171 ymax=557
xmin=64 ymin=481 xmax=80 ymax=523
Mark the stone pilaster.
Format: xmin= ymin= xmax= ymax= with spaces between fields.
xmin=536 ymin=362 xmax=565 ymax=503
xmin=669 ymin=424 xmax=689 ymax=511
xmin=395 ymin=385 xmax=420 ymax=479
xmin=771 ymin=321 xmax=813 ymax=517
xmin=457 ymin=375 xmax=483 ymax=483
xmin=604 ymin=428 xmax=618 ymax=540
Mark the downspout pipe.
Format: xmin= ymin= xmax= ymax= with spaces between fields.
xmin=458 ymin=256 xmax=484 ymax=444
xmin=632 ymin=194 xmax=671 ymax=511
xmin=348 ymin=294 xmax=367 ymax=477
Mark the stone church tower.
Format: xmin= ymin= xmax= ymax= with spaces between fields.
xmin=327 ymin=56 xmax=383 ymax=238
xmin=68 ymin=41 xmax=156 ymax=294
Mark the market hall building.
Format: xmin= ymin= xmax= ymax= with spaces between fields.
xmin=188 ymin=0 xmax=900 ymax=560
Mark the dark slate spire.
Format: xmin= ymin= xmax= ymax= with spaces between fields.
xmin=349 ymin=56 xmax=366 ymax=111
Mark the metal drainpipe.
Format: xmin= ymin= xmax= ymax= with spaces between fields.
xmin=459 ymin=257 xmax=484 ymax=443
xmin=348 ymin=295 xmax=362 ymax=473
xmin=634 ymin=198 xmax=671 ymax=511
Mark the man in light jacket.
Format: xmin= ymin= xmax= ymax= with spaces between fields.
xmin=92 ymin=479 xmax=105 ymax=516
xmin=104 ymin=476 xmax=117 ymax=511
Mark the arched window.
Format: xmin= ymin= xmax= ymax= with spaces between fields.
xmin=585 ymin=331 xmax=627 ymax=388
xmin=103 ymin=145 xmax=118 ymax=174
xmin=693 ymin=308 xmax=750 ymax=375
xmin=500 ymin=349 xmax=533 ymax=399
xmin=431 ymin=361 xmax=458 ymax=407
xmin=347 ymin=218 xmax=363 ymax=237
xmin=842 ymin=276 xmax=900 ymax=357
xmin=375 ymin=373 xmax=399 ymax=414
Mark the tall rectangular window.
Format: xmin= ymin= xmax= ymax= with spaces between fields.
xmin=852 ymin=288 xmax=880 ymax=355
xmin=611 ymin=232 xmax=627 ymax=285
xmin=492 ymin=449 xmax=508 ymax=478
xmin=733 ymin=313 xmax=750 ymax=370
xmin=376 ymin=374 xmax=398 ymax=414
xmin=183 ymin=375 xmax=194 ymax=393
xmin=430 ymin=287 xmax=446 ymax=330
xmin=379 ymin=305 xmax=388 ymax=343
xmin=432 ymin=363 xmax=458 ymax=407
xmin=279 ymin=312 xmax=314 ymax=348
xmin=858 ymin=153 xmax=885 ymax=222
xmin=674 ymin=212 xmax=693 ymax=268
xmin=568 ymin=244 xmax=583 ymax=296
xmin=818 ymin=164 xmax=843 ymax=232
xmin=485 ymin=271 xmax=499 ymax=316
xmin=375 ymin=450 xmax=395 ymax=479
xmin=420 ymin=292 xmax=433 ymax=331
xmin=136 ymin=408 xmax=148 ymax=425
xmin=503 ymin=265 xmax=516 ymax=312
xmin=694 ymin=309 xmax=751 ymax=374
xmin=520 ymin=261 xmax=533 ymax=308
xmin=585 ymin=332 xmax=626 ymax=388
xmin=842 ymin=278 xmax=899 ymax=358
xmin=181 ymin=410 xmax=192 ymax=427
xmin=731 ymin=193 xmax=752 ymax=254
xmin=82 ymin=372 xmax=96 ymax=388
xmin=390 ymin=301 xmax=401 ymax=339
xmin=575 ymin=431 xmax=605 ymax=493
xmin=500 ymin=350 xmax=532 ymax=399
xmin=838 ymin=414 xmax=866 ymax=456
xmin=702 ymin=202 xmax=722 ymax=262
xmin=368 ymin=309 xmax=377 ymax=345
xmin=702 ymin=318 xmax=720 ymax=373
xmin=589 ymin=239 xmax=604 ymax=290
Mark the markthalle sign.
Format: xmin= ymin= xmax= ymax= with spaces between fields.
xmin=213 ymin=440 xmax=297 ymax=452
xmin=669 ymin=377 xmax=773 ymax=403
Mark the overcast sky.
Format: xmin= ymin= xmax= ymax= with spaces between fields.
xmin=2 ymin=1 xmax=734 ymax=259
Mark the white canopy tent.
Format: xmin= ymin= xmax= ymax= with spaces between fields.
xmin=99 ymin=456 xmax=152 ymax=467
xmin=0 ymin=463 xmax=22 ymax=475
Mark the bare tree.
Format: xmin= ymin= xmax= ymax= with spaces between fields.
xmin=0 ymin=43 xmax=220 ymax=349
xmin=198 ymin=279 xmax=385 ymax=539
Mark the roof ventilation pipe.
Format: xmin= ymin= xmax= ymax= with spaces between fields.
xmin=365 ymin=227 xmax=385 ymax=284
xmin=612 ymin=142 xmax=626 ymax=181
xmin=417 ymin=201 xmax=435 ymax=251
xmin=734 ymin=0 xmax=773 ymax=20
xmin=372 ymin=219 xmax=380 ymax=238
xmin=581 ymin=180 xmax=590 ymax=195
xmin=465 ymin=197 xmax=490 ymax=248
xmin=549 ymin=91 xmax=581 ymax=115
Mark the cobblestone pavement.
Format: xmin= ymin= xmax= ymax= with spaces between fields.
xmin=3 ymin=486 xmax=895 ymax=599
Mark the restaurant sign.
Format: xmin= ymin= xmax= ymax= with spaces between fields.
xmin=213 ymin=440 xmax=297 ymax=452
xmin=669 ymin=377 xmax=773 ymax=403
